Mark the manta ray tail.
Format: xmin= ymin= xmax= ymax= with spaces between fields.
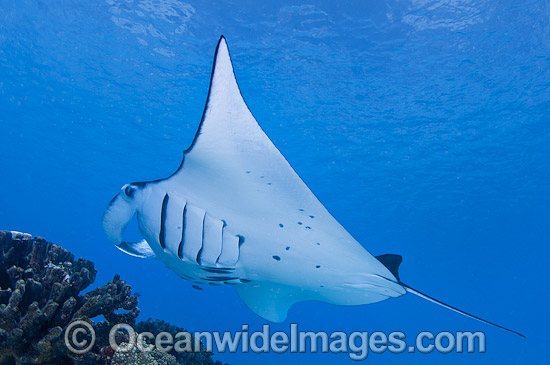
xmin=401 ymin=282 xmax=525 ymax=338
xmin=376 ymin=254 xmax=525 ymax=338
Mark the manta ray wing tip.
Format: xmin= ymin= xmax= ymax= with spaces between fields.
xmin=217 ymin=35 xmax=228 ymax=51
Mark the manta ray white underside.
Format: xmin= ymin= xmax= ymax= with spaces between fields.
xmin=102 ymin=36 xmax=523 ymax=336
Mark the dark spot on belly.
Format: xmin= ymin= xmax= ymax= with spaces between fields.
xmin=316 ymin=265 xmax=321 ymax=268
xmin=192 ymin=285 xmax=203 ymax=290
xmin=309 ymin=215 xmax=315 ymax=219
xmin=272 ymin=255 xmax=281 ymax=261
xmin=285 ymin=246 xmax=290 ymax=250
xmin=246 ymin=170 xmax=251 ymax=174
xmin=298 ymin=209 xmax=304 ymax=211
xmin=305 ymin=226 xmax=311 ymax=229
xmin=297 ymin=222 xmax=302 ymax=225
xmin=316 ymin=242 xmax=321 ymax=246
xmin=279 ymin=224 xmax=284 ymax=228
xmin=267 ymin=182 xmax=272 ymax=185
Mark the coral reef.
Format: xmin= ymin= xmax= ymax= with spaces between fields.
xmin=135 ymin=319 xmax=224 ymax=365
xmin=111 ymin=346 xmax=178 ymax=365
xmin=0 ymin=231 xmax=227 ymax=365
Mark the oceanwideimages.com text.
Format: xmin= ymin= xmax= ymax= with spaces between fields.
xmin=65 ymin=321 xmax=486 ymax=360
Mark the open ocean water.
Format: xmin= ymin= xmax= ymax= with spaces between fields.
xmin=1 ymin=0 xmax=549 ymax=364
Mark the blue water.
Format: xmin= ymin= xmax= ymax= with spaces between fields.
xmin=1 ymin=0 xmax=548 ymax=363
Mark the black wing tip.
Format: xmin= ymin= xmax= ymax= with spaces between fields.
xmin=217 ymin=35 xmax=227 ymax=48
xmin=214 ymin=35 xmax=229 ymax=56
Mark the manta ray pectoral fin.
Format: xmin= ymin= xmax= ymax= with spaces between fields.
xmin=234 ymin=283 xmax=308 ymax=323
xmin=115 ymin=239 xmax=157 ymax=259
xmin=178 ymin=35 xmax=302 ymax=184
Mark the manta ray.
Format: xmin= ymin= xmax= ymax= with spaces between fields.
xmin=102 ymin=36 xmax=522 ymax=337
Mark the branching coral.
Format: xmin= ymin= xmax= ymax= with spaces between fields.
xmin=0 ymin=230 xmax=112 ymax=364
xmin=0 ymin=231 xmax=226 ymax=365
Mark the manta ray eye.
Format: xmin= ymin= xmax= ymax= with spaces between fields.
xmin=123 ymin=185 xmax=137 ymax=198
